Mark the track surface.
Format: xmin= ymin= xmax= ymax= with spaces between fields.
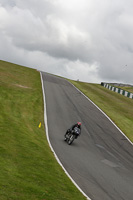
xmin=41 ymin=72 xmax=133 ymax=200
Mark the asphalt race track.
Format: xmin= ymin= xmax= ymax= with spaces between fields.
xmin=41 ymin=72 xmax=133 ymax=200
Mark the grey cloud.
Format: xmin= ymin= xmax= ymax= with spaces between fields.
xmin=0 ymin=0 xmax=133 ymax=84
xmin=0 ymin=0 xmax=16 ymax=7
xmin=1 ymin=7 xmax=91 ymax=62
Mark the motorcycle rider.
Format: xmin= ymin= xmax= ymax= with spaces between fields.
xmin=65 ymin=122 xmax=81 ymax=140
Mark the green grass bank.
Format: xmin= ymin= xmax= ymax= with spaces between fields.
xmin=0 ymin=60 xmax=86 ymax=200
xmin=69 ymin=80 xmax=133 ymax=143
xmin=118 ymin=86 xmax=133 ymax=93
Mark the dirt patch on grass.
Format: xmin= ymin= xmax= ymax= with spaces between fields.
xmin=14 ymin=84 xmax=32 ymax=89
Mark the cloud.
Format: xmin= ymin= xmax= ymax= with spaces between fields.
xmin=0 ymin=0 xmax=133 ymax=84
xmin=61 ymin=60 xmax=100 ymax=83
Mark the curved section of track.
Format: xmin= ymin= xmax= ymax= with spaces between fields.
xmin=41 ymin=72 xmax=133 ymax=200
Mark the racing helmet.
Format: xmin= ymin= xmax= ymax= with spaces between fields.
xmin=77 ymin=122 xmax=81 ymax=126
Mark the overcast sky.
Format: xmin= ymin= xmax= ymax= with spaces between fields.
xmin=0 ymin=0 xmax=133 ymax=83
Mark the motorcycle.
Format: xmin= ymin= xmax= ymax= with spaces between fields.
xmin=64 ymin=127 xmax=80 ymax=145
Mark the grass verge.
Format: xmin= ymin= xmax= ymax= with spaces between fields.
xmin=69 ymin=80 xmax=133 ymax=143
xmin=0 ymin=60 xmax=86 ymax=200
xmin=118 ymin=86 xmax=133 ymax=93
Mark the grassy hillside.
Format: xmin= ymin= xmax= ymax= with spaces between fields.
xmin=109 ymin=84 xmax=133 ymax=93
xmin=69 ymin=80 xmax=133 ymax=143
xmin=119 ymin=86 xmax=133 ymax=93
xmin=0 ymin=60 xmax=86 ymax=200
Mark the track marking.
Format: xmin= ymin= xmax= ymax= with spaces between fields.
xmin=70 ymin=82 xmax=133 ymax=146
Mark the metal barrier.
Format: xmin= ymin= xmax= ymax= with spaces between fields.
xmin=101 ymin=82 xmax=133 ymax=99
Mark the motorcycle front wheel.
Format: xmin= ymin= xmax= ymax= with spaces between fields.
xmin=68 ymin=134 xmax=75 ymax=145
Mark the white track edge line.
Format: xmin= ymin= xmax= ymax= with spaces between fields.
xmin=40 ymin=72 xmax=91 ymax=200
xmin=70 ymin=82 xmax=133 ymax=146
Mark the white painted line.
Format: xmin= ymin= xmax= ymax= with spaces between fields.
xmin=70 ymin=82 xmax=133 ymax=146
xmin=40 ymin=72 xmax=91 ymax=200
